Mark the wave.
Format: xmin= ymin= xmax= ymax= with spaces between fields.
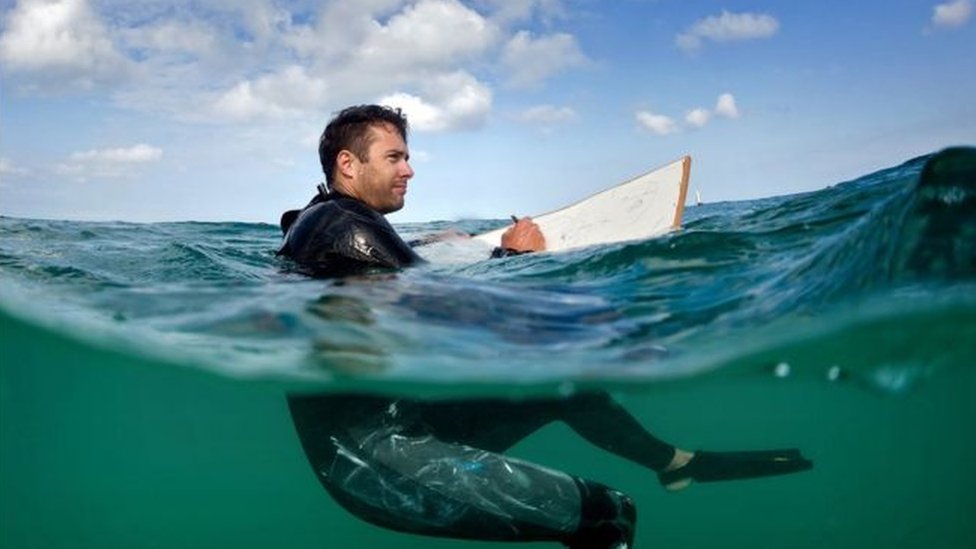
xmin=0 ymin=148 xmax=973 ymax=390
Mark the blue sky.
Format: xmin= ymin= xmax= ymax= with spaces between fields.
xmin=1 ymin=0 xmax=974 ymax=223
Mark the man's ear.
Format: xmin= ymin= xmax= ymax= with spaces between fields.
xmin=336 ymin=150 xmax=359 ymax=180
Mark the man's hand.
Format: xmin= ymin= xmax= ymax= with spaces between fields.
xmin=501 ymin=217 xmax=546 ymax=253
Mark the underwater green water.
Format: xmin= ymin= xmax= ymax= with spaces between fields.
xmin=3 ymin=306 xmax=974 ymax=548
xmin=2 ymin=147 xmax=975 ymax=547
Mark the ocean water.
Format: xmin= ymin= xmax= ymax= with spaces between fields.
xmin=1 ymin=147 xmax=974 ymax=548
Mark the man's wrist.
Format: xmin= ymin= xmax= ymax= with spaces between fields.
xmin=490 ymin=247 xmax=534 ymax=258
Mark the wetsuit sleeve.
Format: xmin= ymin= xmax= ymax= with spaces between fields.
xmin=278 ymin=200 xmax=423 ymax=277
xmin=490 ymin=247 xmax=533 ymax=258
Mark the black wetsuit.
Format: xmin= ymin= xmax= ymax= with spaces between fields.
xmin=287 ymin=393 xmax=674 ymax=548
xmin=277 ymin=189 xmax=423 ymax=277
xmin=279 ymin=191 xmax=671 ymax=548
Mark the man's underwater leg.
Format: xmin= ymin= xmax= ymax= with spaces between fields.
xmin=565 ymin=479 xmax=636 ymax=549
xmin=323 ymin=427 xmax=639 ymax=548
xmin=415 ymin=392 xmax=676 ymax=468
xmin=287 ymin=393 xmax=638 ymax=548
xmin=440 ymin=391 xmax=814 ymax=492
xmin=556 ymin=392 xmax=679 ymax=472
xmin=559 ymin=393 xmax=813 ymax=491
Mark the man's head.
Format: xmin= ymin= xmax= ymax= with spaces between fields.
xmin=319 ymin=105 xmax=413 ymax=214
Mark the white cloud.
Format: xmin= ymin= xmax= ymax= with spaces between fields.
xmin=635 ymin=111 xmax=677 ymax=135
xmin=212 ymin=0 xmax=500 ymax=123
xmin=676 ymin=11 xmax=780 ymax=52
xmin=69 ymin=144 xmax=162 ymax=163
xmin=212 ymin=65 xmax=330 ymax=122
xmin=515 ymin=104 xmax=578 ymax=126
xmin=685 ymin=108 xmax=711 ymax=128
xmin=379 ymin=71 xmax=492 ymax=132
xmin=501 ymin=30 xmax=588 ymax=88
xmin=57 ymin=144 xmax=162 ymax=180
xmin=234 ymin=0 xmax=293 ymax=46
xmin=481 ymin=0 xmax=567 ymax=25
xmin=300 ymin=129 xmax=323 ymax=150
xmin=931 ymin=0 xmax=973 ymax=28
xmin=638 ymin=93 xmax=740 ymax=134
xmin=0 ymin=0 xmax=128 ymax=88
xmin=0 ymin=157 xmax=31 ymax=180
xmin=379 ymin=93 xmax=446 ymax=131
xmin=715 ymin=93 xmax=740 ymax=118
xmin=119 ymin=19 xmax=217 ymax=57
xmin=354 ymin=0 xmax=499 ymax=73
xmin=285 ymin=1 xmax=404 ymax=62
xmin=0 ymin=0 xmax=589 ymax=129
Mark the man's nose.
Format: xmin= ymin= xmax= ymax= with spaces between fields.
xmin=402 ymin=161 xmax=414 ymax=179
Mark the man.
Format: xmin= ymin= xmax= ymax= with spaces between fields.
xmin=281 ymin=105 xmax=813 ymax=548
xmin=277 ymin=104 xmax=543 ymax=277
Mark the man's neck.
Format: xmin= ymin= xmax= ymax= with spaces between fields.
xmin=330 ymin=181 xmax=360 ymax=201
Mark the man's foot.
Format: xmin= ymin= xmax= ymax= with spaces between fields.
xmin=658 ymin=448 xmax=813 ymax=492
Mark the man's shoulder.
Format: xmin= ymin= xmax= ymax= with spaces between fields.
xmin=277 ymin=195 xmax=420 ymax=275
xmin=280 ymin=196 xmax=401 ymax=257
xmin=297 ymin=196 xmax=383 ymax=226
xmin=331 ymin=196 xmax=388 ymax=221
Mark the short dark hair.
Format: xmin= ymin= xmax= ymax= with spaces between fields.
xmin=318 ymin=104 xmax=409 ymax=188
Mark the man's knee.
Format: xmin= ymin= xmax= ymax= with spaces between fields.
xmin=565 ymin=479 xmax=636 ymax=549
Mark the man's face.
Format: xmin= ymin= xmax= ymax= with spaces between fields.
xmin=350 ymin=123 xmax=414 ymax=214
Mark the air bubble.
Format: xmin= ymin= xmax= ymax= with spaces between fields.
xmin=827 ymin=365 xmax=842 ymax=382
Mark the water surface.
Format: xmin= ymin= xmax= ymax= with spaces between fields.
xmin=2 ymin=148 xmax=974 ymax=548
